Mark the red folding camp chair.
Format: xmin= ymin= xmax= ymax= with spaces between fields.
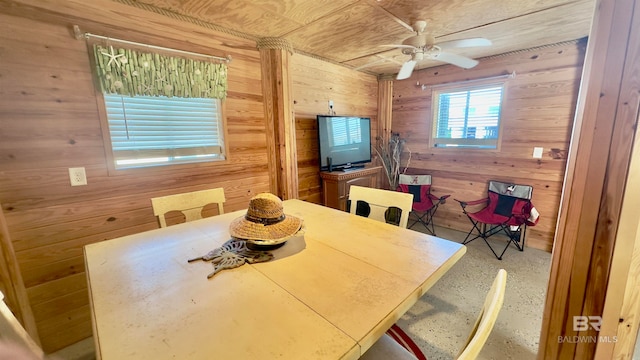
xmin=455 ymin=181 xmax=539 ymax=260
xmin=397 ymin=174 xmax=450 ymax=236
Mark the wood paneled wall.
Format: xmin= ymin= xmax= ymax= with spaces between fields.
xmin=0 ymin=2 xmax=269 ymax=352
xmin=392 ymin=40 xmax=587 ymax=251
xmin=291 ymin=54 xmax=379 ymax=203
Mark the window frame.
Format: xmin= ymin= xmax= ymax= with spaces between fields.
xmin=428 ymin=79 xmax=507 ymax=151
xmin=95 ymin=90 xmax=229 ymax=176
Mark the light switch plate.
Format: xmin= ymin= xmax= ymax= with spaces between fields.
xmin=532 ymin=147 xmax=544 ymax=159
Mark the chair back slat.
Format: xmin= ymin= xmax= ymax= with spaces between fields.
xmin=457 ymin=269 xmax=507 ymax=360
xmin=151 ymin=188 xmax=226 ymax=228
xmin=348 ymin=186 xmax=413 ymax=228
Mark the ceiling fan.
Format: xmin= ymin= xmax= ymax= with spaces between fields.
xmin=383 ymin=20 xmax=492 ymax=80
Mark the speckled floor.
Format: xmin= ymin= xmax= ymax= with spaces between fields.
xmin=51 ymin=225 xmax=551 ymax=360
xmin=397 ymin=226 xmax=552 ymax=360
xmin=50 ymin=337 xmax=94 ymax=360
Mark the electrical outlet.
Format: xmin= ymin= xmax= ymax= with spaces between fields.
xmin=69 ymin=167 xmax=87 ymax=186
xmin=328 ymin=100 xmax=334 ymax=108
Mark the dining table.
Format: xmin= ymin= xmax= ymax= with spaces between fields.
xmin=84 ymin=198 xmax=466 ymax=359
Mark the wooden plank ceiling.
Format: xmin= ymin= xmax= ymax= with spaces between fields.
xmin=130 ymin=0 xmax=595 ymax=76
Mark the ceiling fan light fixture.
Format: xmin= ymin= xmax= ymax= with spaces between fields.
xmin=401 ymin=48 xmax=414 ymax=55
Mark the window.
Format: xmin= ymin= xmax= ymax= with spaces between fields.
xmin=431 ymin=84 xmax=504 ymax=149
xmin=88 ymin=41 xmax=229 ymax=170
xmin=104 ymin=94 xmax=225 ymax=169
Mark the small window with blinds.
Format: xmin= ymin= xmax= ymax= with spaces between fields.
xmin=431 ymin=84 xmax=504 ymax=149
xmin=103 ymin=94 xmax=226 ymax=169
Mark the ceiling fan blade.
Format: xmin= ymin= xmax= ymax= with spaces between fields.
xmin=396 ymin=60 xmax=417 ymax=80
xmin=433 ymin=52 xmax=479 ymax=69
xmin=437 ymin=38 xmax=492 ymax=50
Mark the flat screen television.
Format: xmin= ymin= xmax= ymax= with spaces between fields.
xmin=317 ymin=115 xmax=371 ymax=171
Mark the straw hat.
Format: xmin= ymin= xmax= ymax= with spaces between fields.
xmin=229 ymin=193 xmax=302 ymax=242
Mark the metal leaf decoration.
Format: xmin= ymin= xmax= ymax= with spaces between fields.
xmin=188 ymin=239 xmax=273 ymax=278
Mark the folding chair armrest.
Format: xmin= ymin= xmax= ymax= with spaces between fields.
xmin=429 ymin=193 xmax=450 ymax=204
xmin=454 ymin=197 xmax=488 ymax=209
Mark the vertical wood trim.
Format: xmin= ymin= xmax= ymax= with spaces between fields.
xmin=539 ymin=0 xmax=638 ymax=358
xmin=576 ymin=0 xmax=638 ymax=350
xmin=378 ymin=79 xmax=393 ymax=142
xmin=0 ymin=206 xmax=40 ymax=345
xmin=595 ymin=112 xmax=640 ymax=360
xmin=259 ymin=47 xmax=298 ymax=199
xmin=278 ymin=50 xmax=299 ymax=199
xmin=260 ymin=50 xmax=280 ymax=196
xmin=595 ymin=1 xmax=640 ymax=355
xmin=377 ymin=79 xmax=393 ymax=187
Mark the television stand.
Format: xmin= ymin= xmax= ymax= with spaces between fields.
xmin=320 ymin=166 xmax=382 ymax=211
xmin=337 ymin=165 xmax=365 ymax=172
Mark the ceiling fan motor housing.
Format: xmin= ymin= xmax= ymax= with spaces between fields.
xmin=401 ymin=34 xmax=435 ymax=48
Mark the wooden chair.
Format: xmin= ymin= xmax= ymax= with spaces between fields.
xmin=151 ymin=188 xmax=226 ymax=228
xmin=0 ymin=291 xmax=44 ymax=358
xmin=347 ymin=186 xmax=413 ymax=228
xmin=360 ymin=269 xmax=507 ymax=360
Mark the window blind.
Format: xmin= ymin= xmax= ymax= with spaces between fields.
xmin=434 ymin=85 xmax=503 ymax=148
xmin=104 ymin=94 xmax=225 ymax=168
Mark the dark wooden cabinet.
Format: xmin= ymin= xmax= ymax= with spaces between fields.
xmin=320 ymin=166 xmax=381 ymax=211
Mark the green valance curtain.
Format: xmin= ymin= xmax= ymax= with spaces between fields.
xmin=92 ymin=44 xmax=227 ymax=99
